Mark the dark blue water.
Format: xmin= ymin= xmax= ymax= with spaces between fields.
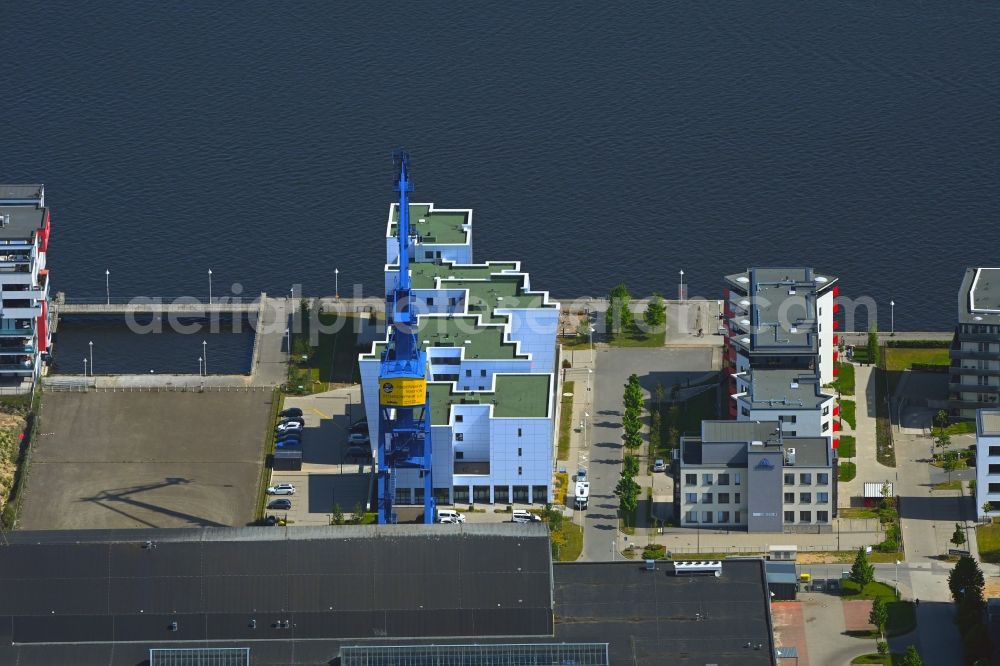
xmin=54 ymin=317 xmax=254 ymax=375
xmin=4 ymin=1 xmax=1000 ymax=335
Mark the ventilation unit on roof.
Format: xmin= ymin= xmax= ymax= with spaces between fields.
xmin=789 ymin=288 xmax=797 ymax=295
xmin=790 ymin=381 xmax=799 ymax=389
xmin=785 ymin=448 xmax=797 ymax=465
xmin=0 ymin=214 xmax=8 ymax=228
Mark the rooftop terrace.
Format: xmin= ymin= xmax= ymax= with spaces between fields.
xmin=960 ymin=268 xmax=1000 ymax=325
xmin=979 ymin=409 xmax=1000 ymax=437
xmin=429 ymin=374 xmax=550 ymax=424
xmin=367 ymin=316 xmax=524 ymax=361
xmin=406 ymin=261 xmax=520 ymax=289
xmin=741 ymin=368 xmax=831 ymax=410
xmin=389 ymin=203 xmax=470 ymax=245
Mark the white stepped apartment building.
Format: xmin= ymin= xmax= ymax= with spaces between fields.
xmin=723 ymin=267 xmax=843 ymax=447
xmin=360 ymin=202 xmax=560 ymax=506
xmin=949 ymin=268 xmax=1000 ymax=419
xmin=975 ymin=409 xmax=1000 ymax=520
xmin=0 ymin=185 xmax=52 ymax=385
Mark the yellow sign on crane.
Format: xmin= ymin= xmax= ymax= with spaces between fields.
xmin=378 ymin=376 xmax=427 ymax=407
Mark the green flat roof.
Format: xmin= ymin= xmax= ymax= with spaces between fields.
xmin=406 ymin=262 xmax=519 ymax=289
xmin=429 ymin=375 xmax=550 ymax=424
xmin=390 ymin=203 xmax=469 ymax=245
xmin=366 ymin=316 xmax=523 ymax=361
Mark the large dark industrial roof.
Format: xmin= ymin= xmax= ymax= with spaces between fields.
xmin=553 ymin=560 xmax=776 ymax=665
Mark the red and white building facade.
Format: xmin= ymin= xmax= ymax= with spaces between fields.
xmin=0 ymin=185 xmax=52 ymax=385
xmin=722 ymin=268 xmax=842 ymax=446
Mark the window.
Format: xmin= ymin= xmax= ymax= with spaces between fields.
xmin=817 ymin=472 xmax=829 ymax=485
xmin=685 ymin=511 xmax=697 ymax=523
xmin=701 ymin=493 xmax=713 ymax=504
xmin=734 ymin=511 xmax=742 ymax=523
xmin=817 ymin=511 xmax=829 ymax=523
xmin=455 ymin=414 xmax=464 ymax=422
xmin=734 ymin=493 xmax=742 ymax=504
xmin=989 ymin=446 xmax=1000 ymax=457
xmin=823 ymin=405 xmax=830 ymax=416
xmin=734 ymin=472 xmax=741 ymax=486
xmin=784 ymin=473 xmax=795 ymax=485
xmin=783 ymin=430 xmax=797 ymax=437
xmin=818 ymin=492 xmax=829 ymax=503
xmin=718 ymin=493 xmax=730 ymax=504
xmin=784 ymin=492 xmax=794 ymax=503
xmin=455 ymin=433 xmax=464 ymax=441
xmin=494 ymin=486 xmax=509 ymax=503
xmin=702 ymin=512 xmax=713 ymax=524
xmin=424 ymin=251 xmax=433 ymax=259
xmin=427 ymin=297 xmax=435 ymax=306
xmin=990 ymin=464 xmax=1000 ymax=475
xmin=480 ymin=369 xmax=487 ymax=377
xmin=799 ymin=511 xmax=812 ymax=523
xmin=781 ymin=415 xmax=797 ymax=424
xmin=741 ymin=407 xmax=750 ymax=417
xmin=685 ymin=474 xmax=697 ymax=486
xmin=784 ymin=511 xmax=795 ymax=523
xmin=455 ymin=451 xmax=464 ymax=460
xmin=703 ymin=474 xmax=714 ymax=485
xmin=717 ymin=511 xmax=730 ymax=524
xmin=822 ymin=421 xmax=830 ymax=432
xmin=518 ymin=466 xmax=523 ymax=476
xmin=685 ymin=493 xmax=698 ymax=504
xmin=990 ymin=483 xmax=1000 ymax=493
xmin=799 ymin=492 xmax=811 ymax=504
xmin=517 ymin=447 xmax=522 ymax=457
xmin=465 ymin=369 xmax=472 ymax=377
xmin=717 ymin=473 xmax=730 ymax=486
xmin=800 ymin=473 xmax=812 ymax=485
xmin=517 ymin=428 xmax=522 ymax=437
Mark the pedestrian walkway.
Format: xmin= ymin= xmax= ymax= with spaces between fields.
xmin=559 ymin=349 xmax=596 ymax=494
xmin=838 ymin=364 xmax=894 ymax=503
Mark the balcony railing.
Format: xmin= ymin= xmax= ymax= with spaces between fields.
xmin=951 ymin=349 xmax=1000 ymax=360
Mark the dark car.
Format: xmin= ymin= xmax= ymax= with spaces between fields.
xmin=275 ymin=438 xmax=300 ymax=449
xmin=350 ymin=421 xmax=369 ymax=435
xmin=346 ymin=445 xmax=373 ymax=459
xmin=267 ymin=498 xmax=292 ymax=510
xmin=264 ymin=515 xmax=278 ymax=526
xmin=280 ymin=407 xmax=304 ymax=418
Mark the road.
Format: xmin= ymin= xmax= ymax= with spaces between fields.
xmin=581 ymin=345 xmax=714 ymax=562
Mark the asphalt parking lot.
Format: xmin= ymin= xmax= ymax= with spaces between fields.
xmin=18 ymin=390 xmax=272 ymax=530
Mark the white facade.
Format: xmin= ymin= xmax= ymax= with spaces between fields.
xmin=976 ymin=409 xmax=1000 ymax=520
xmin=362 ymin=202 xmax=558 ymax=506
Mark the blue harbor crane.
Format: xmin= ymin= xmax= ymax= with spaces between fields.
xmin=376 ymin=150 xmax=435 ymax=525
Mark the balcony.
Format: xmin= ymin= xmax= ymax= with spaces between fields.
xmin=950 ymin=380 xmax=1000 ymax=393
xmin=454 ymin=461 xmax=490 ymax=475
xmin=951 ymin=348 xmax=1000 ymax=361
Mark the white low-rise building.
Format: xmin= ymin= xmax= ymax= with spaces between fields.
xmin=976 ymin=409 xmax=1000 ymax=520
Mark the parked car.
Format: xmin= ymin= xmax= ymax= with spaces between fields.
xmin=345 ymin=445 xmax=372 ymax=459
xmin=348 ymin=431 xmax=370 ymax=444
xmin=437 ymin=509 xmax=466 ymax=524
xmin=279 ymin=416 xmax=305 ymax=427
xmin=511 ymin=509 xmax=542 ymax=523
xmin=277 ymin=421 xmax=303 ymax=434
xmin=279 ymin=407 xmax=303 ymax=418
xmin=266 ymin=483 xmax=296 ymax=495
xmin=652 ymin=459 xmax=667 ymax=472
xmin=264 ymin=515 xmax=278 ymax=526
xmin=275 ymin=438 xmax=300 ymax=449
xmin=350 ymin=421 xmax=369 ymax=435
xmin=267 ymin=498 xmax=292 ymax=510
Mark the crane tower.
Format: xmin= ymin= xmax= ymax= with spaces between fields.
xmin=376 ymin=150 xmax=435 ymax=525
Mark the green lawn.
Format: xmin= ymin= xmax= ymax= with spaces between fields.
xmin=839 ymin=461 xmax=857 ymax=482
xmin=657 ymin=386 xmax=719 ymax=453
xmin=851 ymin=655 xmax=905 ymax=665
xmin=558 ymin=381 xmax=575 ymax=460
xmin=839 ymin=435 xmax=857 ymax=459
xmin=554 ymin=521 xmax=583 ymax=561
xmin=840 ymin=399 xmax=857 ymax=429
xmin=944 ymin=420 xmax=977 ymax=435
xmin=287 ymin=311 xmax=362 ymax=393
xmin=608 ymin=328 xmax=665 ymax=348
xmin=839 ymin=507 xmax=878 ymax=519
xmin=559 ymin=335 xmax=594 ymax=350
xmin=885 ymin=346 xmax=950 ymax=371
xmin=841 ymin=581 xmax=915 ymax=636
xmin=831 ymin=361 xmax=855 ymax=395
xmin=933 ymin=480 xmax=961 ymax=491
xmin=976 ymin=522 xmax=1000 ymax=564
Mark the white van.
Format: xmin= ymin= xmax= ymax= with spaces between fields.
xmin=511 ymin=509 xmax=542 ymax=523
xmin=437 ymin=509 xmax=466 ymax=524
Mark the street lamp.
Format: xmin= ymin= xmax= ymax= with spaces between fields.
xmin=679 ymin=269 xmax=685 ymax=301
xmin=587 ymin=368 xmax=593 ymax=392
xmin=335 ymin=268 xmax=340 ymax=300
xmin=890 ymin=300 xmax=895 ymax=336
xmin=202 ymin=340 xmax=207 ymax=375
xmin=285 ymin=327 xmax=291 ymax=356
xmin=198 ymin=356 xmax=203 ymax=376
xmin=105 ymin=269 xmax=110 ymax=305
xmin=895 ymin=559 xmax=900 ymax=598
xmin=83 ymin=357 xmax=88 ymax=377
xmin=88 ymin=341 xmax=93 ymax=376
xmin=208 ymin=269 xmax=213 ymax=304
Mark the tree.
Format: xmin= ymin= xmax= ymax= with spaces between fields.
xmin=934 ymin=409 xmax=949 ymax=432
xmin=850 ymin=546 xmax=875 ymax=588
xmin=606 ymin=283 xmax=634 ymax=338
xmin=867 ymin=323 xmax=879 ymax=367
xmin=331 ymin=503 xmax=345 ymax=526
xmin=869 ymin=597 xmax=888 ymax=638
xmin=879 ymin=480 xmax=893 ymax=510
xmin=350 ymin=502 xmax=365 ymax=525
xmin=624 ymin=374 xmax=643 ymax=413
xmin=983 ymin=501 xmax=993 ymax=522
xmin=951 ymin=523 xmax=967 ymax=548
xmin=622 ymin=412 xmax=643 ymax=450
xmin=943 ymin=451 xmax=960 ymax=482
xmin=900 ymin=645 xmax=923 ymax=666
xmin=655 ymin=382 xmax=665 ymax=410
xmin=614 ymin=474 xmax=640 ymax=516
xmin=876 ymin=640 xmax=888 ymax=656
xmin=623 ymin=455 xmax=640 ymax=478
xmin=643 ymin=293 xmax=666 ymax=329
xmin=935 ymin=430 xmax=952 ymax=450
xmin=948 ymin=556 xmax=985 ymax=608
xmin=649 ymin=410 xmax=662 ymax=452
